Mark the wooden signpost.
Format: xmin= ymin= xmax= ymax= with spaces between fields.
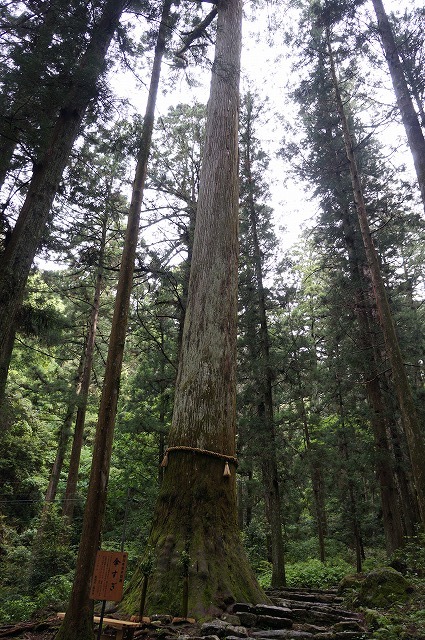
xmin=90 ymin=550 xmax=128 ymax=640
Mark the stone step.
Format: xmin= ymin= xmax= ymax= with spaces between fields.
xmin=249 ymin=631 xmax=371 ymax=639
xmin=269 ymin=592 xmax=343 ymax=605
xmin=273 ymin=600 xmax=361 ymax=619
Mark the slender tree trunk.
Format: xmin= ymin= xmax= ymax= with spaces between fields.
xmin=337 ymin=390 xmax=363 ymax=573
xmin=288 ymin=307 xmax=327 ymax=564
xmin=0 ymin=325 xmax=16 ymax=416
xmin=0 ymin=0 xmax=126 ymax=405
xmin=327 ymin=28 xmax=425 ymax=530
xmin=57 ymin=5 xmax=172 ymax=639
xmin=124 ymin=0 xmax=265 ymax=618
xmin=62 ymin=217 xmax=107 ymax=522
xmin=43 ymin=353 xmax=86 ymax=507
xmin=242 ymin=105 xmax=286 ymax=587
xmin=371 ymin=0 xmax=425 ymax=209
xmin=44 ymin=404 xmax=76 ymax=507
xmin=297 ymin=398 xmax=327 ymax=562
xmin=338 ymin=208 xmax=405 ymax=553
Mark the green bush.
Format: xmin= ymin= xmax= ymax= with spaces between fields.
xmin=242 ymin=520 xmax=268 ymax=569
xmin=0 ymin=595 xmax=36 ymax=624
xmin=391 ymin=534 xmax=425 ymax=577
xmin=256 ymin=558 xmax=353 ymax=590
xmin=35 ymin=574 xmax=73 ymax=612
xmin=28 ymin=506 xmax=76 ymax=590
xmin=286 ymin=558 xmax=353 ymax=589
xmin=255 ymin=560 xmax=273 ymax=589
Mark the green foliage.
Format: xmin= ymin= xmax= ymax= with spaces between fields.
xmin=0 ymin=574 xmax=73 ymax=623
xmin=372 ymin=625 xmax=404 ymax=640
xmin=256 ymin=558 xmax=352 ymax=590
xmin=286 ymin=559 xmax=353 ymax=589
xmin=242 ymin=519 xmax=269 ymax=569
xmin=0 ymin=594 xmax=35 ymax=624
xmin=0 ymin=541 xmax=32 ymax=590
xmin=255 ymin=560 xmax=273 ymax=589
xmin=0 ymin=507 xmax=74 ymax=623
xmin=28 ymin=506 xmax=76 ymax=589
xmin=0 ymin=400 xmax=47 ymax=528
xmin=34 ymin=574 xmax=73 ymax=612
xmin=391 ymin=534 xmax=425 ymax=577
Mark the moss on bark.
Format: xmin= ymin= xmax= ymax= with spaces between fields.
xmin=122 ymin=452 xmax=267 ymax=618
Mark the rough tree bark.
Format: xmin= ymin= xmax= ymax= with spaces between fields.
xmin=0 ymin=0 xmax=127 ymax=404
xmin=123 ymin=0 xmax=265 ymax=618
xmin=371 ymin=0 xmax=425 ymax=209
xmin=385 ymin=407 xmax=421 ymax=536
xmin=56 ymin=4 xmax=172 ymax=639
xmin=327 ymin=27 xmax=425 ymax=531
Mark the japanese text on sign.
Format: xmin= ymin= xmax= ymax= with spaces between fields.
xmin=90 ymin=550 xmax=128 ymax=602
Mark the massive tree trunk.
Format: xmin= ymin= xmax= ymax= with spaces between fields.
xmin=124 ymin=0 xmax=265 ymax=618
xmin=56 ymin=4 xmax=172 ymax=639
xmin=327 ymin=28 xmax=425 ymax=531
xmin=0 ymin=0 xmax=126 ymax=404
xmin=62 ymin=217 xmax=106 ymax=522
xmin=371 ymin=0 xmax=425 ymax=210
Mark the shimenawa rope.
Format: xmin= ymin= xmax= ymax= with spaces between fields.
xmin=160 ymin=445 xmax=238 ymax=476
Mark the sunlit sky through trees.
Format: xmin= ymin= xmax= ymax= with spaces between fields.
xmin=38 ymin=0 xmax=423 ymax=270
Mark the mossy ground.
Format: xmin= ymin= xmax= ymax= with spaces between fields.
xmin=339 ymin=566 xmax=425 ymax=639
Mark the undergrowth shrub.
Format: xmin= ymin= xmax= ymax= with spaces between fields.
xmin=256 ymin=560 xmax=273 ymax=589
xmin=0 ymin=595 xmax=35 ymax=624
xmin=256 ymin=558 xmax=353 ymax=590
xmin=35 ymin=574 xmax=73 ymax=612
xmin=286 ymin=559 xmax=352 ymax=589
xmin=28 ymin=505 xmax=75 ymax=589
xmin=391 ymin=534 xmax=425 ymax=577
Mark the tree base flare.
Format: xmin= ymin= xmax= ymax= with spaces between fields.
xmin=122 ymin=453 xmax=267 ymax=619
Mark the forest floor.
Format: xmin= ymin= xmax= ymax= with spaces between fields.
xmin=1 ymin=581 xmax=425 ymax=640
xmin=0 ymin=586 xmax=379 ymax=640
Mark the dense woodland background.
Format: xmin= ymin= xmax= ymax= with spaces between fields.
xmin=0 ymin=0 xmax=425 ymax=634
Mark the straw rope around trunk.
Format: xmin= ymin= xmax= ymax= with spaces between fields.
xmin=160 ymin=445 xmax=238 ymax=476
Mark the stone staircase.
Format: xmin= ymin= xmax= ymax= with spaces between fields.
xmin=197 ymin=587 xmax=371 ymax=640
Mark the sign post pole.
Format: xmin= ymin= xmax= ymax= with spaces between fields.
xmin=97 ymin=599 xmax=107 ymax=640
